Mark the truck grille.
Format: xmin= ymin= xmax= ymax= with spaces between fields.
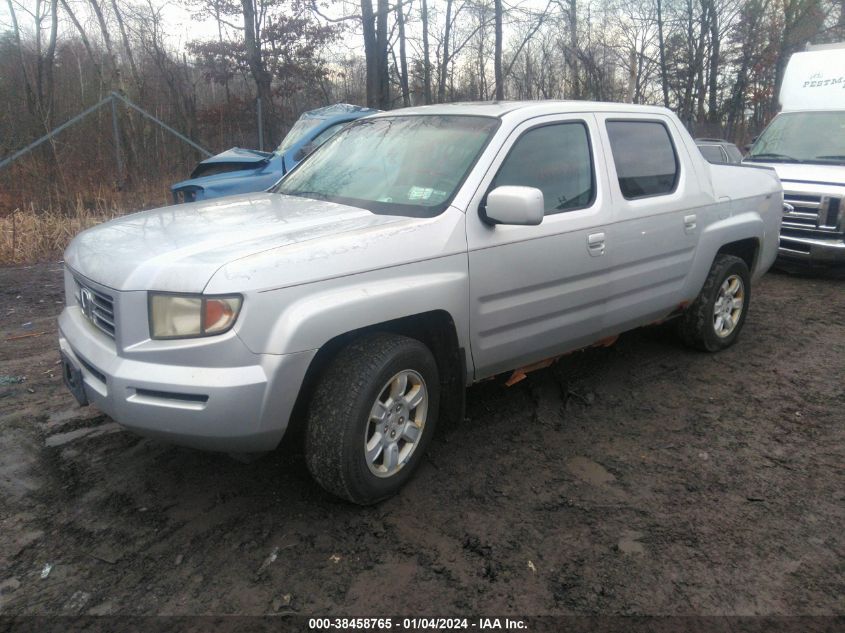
xmin=782 ymin=193 xmax=842 ymax=232
xmin=75 ymin=278 xmax=116 ymax=339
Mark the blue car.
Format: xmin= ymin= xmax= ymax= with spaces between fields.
xmin=171 ymin=103 xmax=378 ymax=203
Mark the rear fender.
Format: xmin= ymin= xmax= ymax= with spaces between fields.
xmin=684 ymin=211 xmax=765 ymax=298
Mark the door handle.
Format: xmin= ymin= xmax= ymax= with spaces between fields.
xmin=587 ymin=232 xmax=606 ymax=256
xmin=684 ymin=214 xmax=697 ymax=233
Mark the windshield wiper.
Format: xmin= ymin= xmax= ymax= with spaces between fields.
xmin=811 ymin=155 xmax=845 ymax=162
xmin=281 ymin=190 xmax=329 ymax=200
xmin=747 ymin=152 xmax=802 ymax=163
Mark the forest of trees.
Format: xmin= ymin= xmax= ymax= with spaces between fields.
xmin=1 ymin=0 xmax=844 ymax=212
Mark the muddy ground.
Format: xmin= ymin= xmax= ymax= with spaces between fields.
xmin=0 ymin=262 xmax=842 ymax=617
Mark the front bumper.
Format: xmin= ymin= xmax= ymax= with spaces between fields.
xmin=58 ymin=307 xmax=315 ymax=452
xmin=778 ymin=234 xmax=845 ymax=266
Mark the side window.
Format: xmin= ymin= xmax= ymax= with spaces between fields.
xmin=606 ymin=120 xmax=679 ymax=199
xmin=725 ymin=144 xmax=744 ymax=163
xmin=491 ymin=122 xmax=594 ymax=215
xmin=698 ymin=144 xmax=725 ymax=164
xmin=310 ymin=122 xmax=347 ymax=149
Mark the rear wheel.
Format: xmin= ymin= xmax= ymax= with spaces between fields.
xmin=305 ymin=333 xmax=440 ymax=504
xmin=678 ymin=254 xmax=750 ymax=352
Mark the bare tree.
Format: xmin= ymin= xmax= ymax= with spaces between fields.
xmin=60 ymin=0 xmax=104 ymax=86
xmin=43 ymin=0 xmax=59 ymax=125
xmin=421 ymin=0 xmax=432 ymax=103
xmin=437 ymin=0 xmax=454 ymax=102
xmin=360 ymin=0 xmax=390 ymax=107
xmin=656 ymin=0 xmax=669 ymax=106
xmin=772 ymin=0 xmax=826 ymax=111
xmin=494 ymin=0 xmax=503 ymax=99
xmin=241 ymin=0 xmax=275 ymax=143
xmin=5 ymin=0 xmax=36 ymax=114
xmin=397 ymin=0 xmax=411 ymax=106
xmin=88 ymin=0 xmax=124 ymax=89
xmin=110 ymin=0 xmax=143 ymax=94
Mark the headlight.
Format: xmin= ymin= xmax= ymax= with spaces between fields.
xmin=173 ymin=186 xmax=202 ymax=204
xmin=149 ymin=293 xmax=242 ymax=339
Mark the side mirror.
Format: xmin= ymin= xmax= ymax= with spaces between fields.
xmin=484 ymin=186 xmax=544 ymax=226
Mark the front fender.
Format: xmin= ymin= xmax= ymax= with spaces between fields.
xmin=233 ymin=254 xmax=472 ymax=365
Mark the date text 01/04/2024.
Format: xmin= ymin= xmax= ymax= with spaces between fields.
xmin=308 ymin=617 xmax=528 ymax=630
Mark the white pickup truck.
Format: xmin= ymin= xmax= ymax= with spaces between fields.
xmin=59 ymin=101 xmax=783 ymax=504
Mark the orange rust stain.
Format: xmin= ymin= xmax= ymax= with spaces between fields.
xmin=591 ymin=335 xmax=619 ymax=348
xmin=504 ymin=356 xmax=563 ymax=387
xmin=653 ymin=301 xmax=692 ymax=326
xmin=501 ymin=332 xmax=628 ymax=388
xmin=504 ymin=369 xmax=527 ymax=387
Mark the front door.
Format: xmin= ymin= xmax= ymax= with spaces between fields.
xmin=465 ymin=113 xmax=614 ymax=379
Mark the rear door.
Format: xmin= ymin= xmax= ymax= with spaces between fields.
xmin=595 ymin=114 xmax=703 ymax=334
xmin=465 ymin=113 xmax=614 ymax=379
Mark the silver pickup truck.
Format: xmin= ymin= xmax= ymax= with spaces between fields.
xmin=59 ymin=101 xmax=782 ymax=504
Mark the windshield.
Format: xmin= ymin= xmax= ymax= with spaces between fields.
xmin=275 ymin=115 xmax=500 ymax=216
xmin=747 ymin=111 xmax=845 ymax=164
xmin=276 ymin=118 xmax=323 ymax=154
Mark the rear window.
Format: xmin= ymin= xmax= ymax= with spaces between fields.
xmin=606 ymin=121 xmax=679 ymax=199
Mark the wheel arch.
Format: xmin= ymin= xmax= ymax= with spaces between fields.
xmin=683 ymin=212 xmax=764 ymax=301
xmin=285 ymin=310 xmax=467 ymax=446
xmin=717 ymin=237 xmax=760 ymax=274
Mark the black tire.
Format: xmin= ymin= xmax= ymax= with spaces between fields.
xmin=305 ymin=333 xmax=440 ymax=505
xmin=678 ymin=254 xmax=751 ymax=352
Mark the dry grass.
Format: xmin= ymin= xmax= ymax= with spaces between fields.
xmin=1 ymin=206 xmax=120 ymax=265
xmin=0 ymin=181 xmax=174 ymax=265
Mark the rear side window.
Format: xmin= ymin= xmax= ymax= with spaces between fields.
xmin=491 ymin=122 xmax=595 ymax=214
xmin=698 ymin=144 xmax=727 ymax=164
xmin=725 ymin=144 xmax=743 ymax=163
xmin=606 ymin=120 xmax=679 ymax=199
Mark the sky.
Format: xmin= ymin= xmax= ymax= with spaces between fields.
xmin=0 ymin=0 xmax=544 ymax=58
xmin=1 ymin=0 xmax=242 ymax=50
xmin=0 ymin=0 xmax=364 ymax=53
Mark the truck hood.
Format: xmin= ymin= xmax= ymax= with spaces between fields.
xmin=64 ymin=193 xmax=423 ymax=293
xmin=188 ymin=148 xmax=275 ymax=180
xmin=198 ymin=147 xmax=273 ymax=167
xmin=750 ymin=162 xmax=845 ymax=187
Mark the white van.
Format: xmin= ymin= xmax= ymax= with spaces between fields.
xmin=744 ymin=43 xmax=845 ymax=266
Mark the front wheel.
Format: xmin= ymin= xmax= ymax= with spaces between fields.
xmin=305 ymin=333 xmax=440 ymax=504
xmin=678 ymin=254 xmax=751 ymax=352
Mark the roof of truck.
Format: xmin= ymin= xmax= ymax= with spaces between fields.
xmin=299 ymin=103 xmax=379 ymax=120
xmin=780 ymin=48 xmax=845 ymax=111
xmin=368 ymin=100 xmax=673 ymax=119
